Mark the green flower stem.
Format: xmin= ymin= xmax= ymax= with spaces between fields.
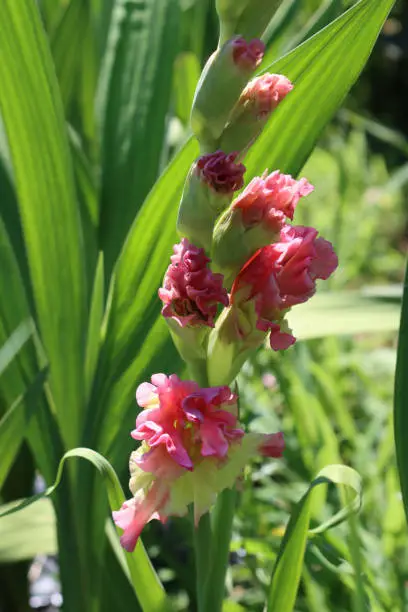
xmin=185 ymin=343 xmax=236 ymax=611
xmin=203 ymin=487 xmax=237 ymax=612
xmin=194 ymin=512 xmax=213 ymax=610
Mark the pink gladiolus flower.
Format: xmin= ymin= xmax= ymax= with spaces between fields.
xmin=232 ymin=37 xmax=265 ymax=71
xmin=231 ymin=225 xmax=338 ymax=350
xmin=132 ymin=374 xmax=242 ymax=469
xmin=159 ymin=238 xmax=229 ymax=327
xmin=242 ymin=74 xmax=293 ymax=118
xmin=232 ymin=170 xmax=314 ymax=232
xmin=196 ymin=150 xmax=245 ymax=193
xmin=113 ymin=374 xmax=284 ymax=551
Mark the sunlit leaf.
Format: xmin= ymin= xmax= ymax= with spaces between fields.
xmin=267 ymin=465 xmax=362 ymax=612
xmin=246 ymin=0 xmax=396 ymax=179
xmin=0 ymin=498 xmax=57 ymax=562
xmin=97 ymin=0 xmax=181 ymax=275
xmin=0 ymin=0 xmax=87 ymax=447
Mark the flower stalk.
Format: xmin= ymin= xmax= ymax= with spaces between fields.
xmin=113 ymin=6 xmax=338 ymax=611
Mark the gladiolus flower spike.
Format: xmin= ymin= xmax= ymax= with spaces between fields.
xmin=113 ymin=374 xmax=284 ymax=551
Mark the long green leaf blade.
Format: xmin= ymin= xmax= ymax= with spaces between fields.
xmin=0 ymin=0 xmax=87 ymax=446
xmin=267 ymin=465 xmax=362 ymax=612
xmin=394 ymin=260 xmax=408 ymax=524
xmin=246 ymin=0 xmax=395 ymax=178
xmin=97 ymin=0 xmax=180 ymax=275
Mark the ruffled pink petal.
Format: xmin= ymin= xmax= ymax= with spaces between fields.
xmin=134 ymin=446 xmax=186 ymax=480
xmin=150 ymin=373 xmax=169 ymax=389
xmin=112 ymin=494 xmax=163 ymax=552
xmin=310 ymin=237 xmax=339 ymax=280
xmin=136 ymin=382 xmax=157 ymax=407
xmin=269 ymin=328 xmax=296 ymax=351
xmin=232 ymin=171 xmax=313 ymax=231
xmin=159 ymin=238 xmax=229 ymax=327
xmin=113 ymin=485 xmax=168 ymax=552
xmin=200 ymin=421 xmax=229 ymax=458
xmin=196 ymin=151 xmax=245 ymax=193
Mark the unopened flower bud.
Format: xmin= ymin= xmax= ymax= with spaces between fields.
xmin=191 ymin=37 xmax=264 ymax=149
xmin=216 ymin=0 xmax=284 ymax=44
xmin=159 ymin=238 xmax=229 ymax=367
xmin=159 ymin=238 xmax=229 ymax=329
xmin=219 ymin=73 xmax=293 ymax=153
xmin=177 ymin=151 xmax=246 ymax=251
xmin=212 ymin=170 xmax=313 ymax=288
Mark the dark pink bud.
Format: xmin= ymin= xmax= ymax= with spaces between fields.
xmin=159 ymin=238 xmax=229 ymax=328
xmin=258 ymin=432 xmax=285 ymax=458
xmin=232 ymin=37 xmax=265 ymax=71
xmin=196 ymin=151 xmax=246 ymax=194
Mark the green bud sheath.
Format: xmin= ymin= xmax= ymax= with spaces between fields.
xmin=218 ymin=110 xmax=267 ymax=155
xmin=177 ymin=152 xmax=246 ymax=252
xmin=177 ymin=165 xmax=230 ymax=250
xmin=207 ymin=304 xmax=264 ymax=386
xmin=217 ymin=0 xmax=284 ymax=44
xmin=191 ymin=37 xmax=264 ymax=149
xmin=212 ymin=207 xmax=279 ymax=289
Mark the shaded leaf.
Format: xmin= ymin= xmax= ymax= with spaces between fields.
xmin=97 ymin=0 xmax=181 ymax=275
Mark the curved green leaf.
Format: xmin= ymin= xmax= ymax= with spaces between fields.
xmin=267 ymin=465 xmax=362 ymax=612
xmin=0 ymin=0 xmax=87 ymax=447
xmin=246 ymin=0 xmax=395 ymax=178
xmin=0 ymin=448 xmax=170 ymax=612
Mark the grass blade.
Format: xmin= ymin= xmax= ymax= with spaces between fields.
xmin=267 ymin=465 xmax=362 ymax=612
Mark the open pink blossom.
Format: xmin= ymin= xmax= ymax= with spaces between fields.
xmin=132 ymin=374 xmax=243 ymax=470
xmin=232 ymin=170 xmax=314 ymax=232
xmin=232 ymin=37 xmax=265 ymax=71
xmin=196 ymin=150 xmax=245 ymax=194
xmin=159 ymin=238 xmax=229 ymax=327
xmin=231 ymin=224 xmax=338 ymax=350
xmin=113 ymin=374 xmax=284 ymax=551
xmin=242 ymin=73 xmax=293 ymax=118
